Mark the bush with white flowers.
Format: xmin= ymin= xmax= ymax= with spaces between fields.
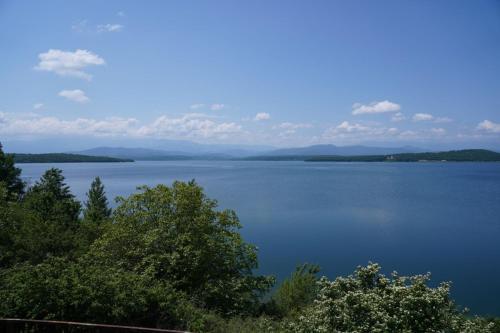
xmin=287 ymin=263 xmax=492 ymax=333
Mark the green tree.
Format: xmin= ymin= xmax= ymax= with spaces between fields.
xmin=0 ymin=182 xmax=42 ymax=268
xmin=0 ymin=183 xmax=18 ymax=267
xmin=79 ymin=177 xmax=112 ymax=248
xmin=13 ymin=168 xmax=83 ymax=263
xmin=83 ymin=177 xmax=112 ymax=222
xmin=23 ymin=168 xmax=81 ymax=225
xmin=273 ymin=263 xmax=320 ymax=317
xmin=90 ymin=180 xmax=274 ymax=316
xmin=0 ymin=142 xmax=25 ymax=200
xmin=0 ymin=257 xmax=205 ymax=331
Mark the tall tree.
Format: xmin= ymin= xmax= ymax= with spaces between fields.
xmin=14 ymin=168 xmax=82 ymax=262
xmin=23 ymin=168 xmax=81 ymax=225
xmin=83 ymin=177 xmax=112 ymax=223
xmin=0 ymin=142 xmax=25 ymax=200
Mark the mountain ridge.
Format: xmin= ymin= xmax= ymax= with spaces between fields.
xmin=73 ymin=144 xmax=428 ymax=160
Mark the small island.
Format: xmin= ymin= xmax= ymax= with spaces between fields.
xmin=13 ymin=153 xmax=134 ymax=163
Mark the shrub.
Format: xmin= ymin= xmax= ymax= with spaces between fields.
xmin=287 ymin=263 xmax=493 ymax=333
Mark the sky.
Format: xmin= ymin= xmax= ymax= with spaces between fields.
xmin=1 ymin=0 xmax=500 ymax=151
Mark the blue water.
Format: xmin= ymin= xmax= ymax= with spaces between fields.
xmin=19 ymin=161 xmax=500 ymax=315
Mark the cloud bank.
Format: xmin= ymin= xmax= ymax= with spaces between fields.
xmin=0 ymin=112 xmax=242 ymax=141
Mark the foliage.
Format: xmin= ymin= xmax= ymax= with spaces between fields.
xmin=89 ymin=181 xmax=275 ymax=316
xmin=287 ymin=263 xmax=494 ymax=333
xmin=0 ymin=257 xmax=204 ymax=330
xmin=273 ymin=263 xmax=320 ymax=317
xmin=0 ymin=188 xmax=38 ymax=267
xmin=196 ymin=315 xmax=286 ymax=333
xmin=79 ymin=176 xmax=113 ymax=247
xmin=485 ymin=318 xmax=500 ymax=333
xmin=13 ymin=153 xmax=133 ymax=163
xmin=0 ymin=182 xmax=23 ymax=267
xmin=0 ymin=142 xmax=25 ymax=199
xmin=23 ymin=168 xmax=81 ymax=225
xmin=4 ymin=168 xmax=83 ymax=264
xmin=83 ymin=176 xmax=112 ymax=223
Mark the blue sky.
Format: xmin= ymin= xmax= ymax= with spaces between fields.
xmin=1 ymin=0 xmax=499 ymax=150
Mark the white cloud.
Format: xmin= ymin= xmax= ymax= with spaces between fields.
xmin=190 ymin=103 xmax=226 ymax=111
xmin=137 ymin=113 xmax=242 ymax=139
xmin=322 ymin=120 xmax=455 ymax=144
xmin=254 ymin=112 xmax=270 ymax=121
xmin=391 ymin=112 xmax=405 ymax=122
xmin=58 ymin=89 xmax=89 ymax=103
xmin=323 ymin=121 xmax=399 ymax=141
xmin=190 ymin=104 xmax=205 ymax=110
xmin=352 ymin=100 xmax=401 ymax=115
xmin=335 ymin=121 xmax=370 ymax=132
xmin=35 ymin=49 xmax=105 ymax=80
xmin=477 ymin=120 xmax=500 ymax=133
xmin=33 ymin=103 xmax=44 ymax=110
xmin=0 ymin=112 xmax=243 ymax=141
xmin=210 ymin=104 xmax=225 ymax=111
xmin=412 ymin=113 xmax=434 ymax=122
xmin=117 ymin=11 xmax=126 ymax=17
xmin=97 ymin=24 xmax=124 ymax=33
xmin=434 ymin=117 xmax=453 ymax=123
xmin=0 ymin=113 xmax=137 ymax=137
xmin=273 ymin=122 xmax=313 ymax=137
xmin=399 ymin=130 xmax=418 ymax=137
xmin=273 ymin=122 xmax=313 ymax=130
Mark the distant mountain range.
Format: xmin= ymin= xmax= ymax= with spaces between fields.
xmin=262 ymin=144 xmax=425 ymax=156
xmin=3 ymin=138 xmax=273 ymax=156
xmin=73 ymin=144 xmax=427 ymax=160
xmin=74 ymin=147 xmax=236 ymax=160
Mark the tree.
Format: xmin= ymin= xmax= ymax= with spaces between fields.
xmin=0 ymin=257 xmax=205 ymax=331
xmin=287 ymin=263 xmax=493 ymax=333
xmin=16 ymin=168 xmax=82 ymax=263
xmin=23 ymin=168 xmax=81 ymax=225
xmin=0 ymin=183 xmax=18 ymax=267
xmin=83 ymin=177 xmax=111 ymax=223
xmin=90 ymin=180 xmax=275 ymax=316
xmin=273 ymin=263 xmax=320 ymax=317
xmin=0 ymin=142 xmax=25 ymax=200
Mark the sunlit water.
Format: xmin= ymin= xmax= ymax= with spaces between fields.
xmin=19 ymin=161 xmax=500 ymax=315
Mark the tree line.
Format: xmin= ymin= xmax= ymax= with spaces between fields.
xmin=0 ymin=142 xmax=498 ymax=332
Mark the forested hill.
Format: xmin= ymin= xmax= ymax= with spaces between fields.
xmin=306 ymin=149 xmax=500 ymax=162
xmin=13 ymin=153 xmax=134 ymax=163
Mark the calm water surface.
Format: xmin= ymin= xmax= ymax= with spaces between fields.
xmin=19 ymin=161 xmax=500 ymax=315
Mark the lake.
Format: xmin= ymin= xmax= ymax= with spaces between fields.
xmin=19 ymin=161 xmax=500 ymax=315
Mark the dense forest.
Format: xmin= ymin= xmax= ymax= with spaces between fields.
xmin=1 ymin=142 xmax=499 ymax=332
xmin=13 ymin=153 xmax=133 ymax=163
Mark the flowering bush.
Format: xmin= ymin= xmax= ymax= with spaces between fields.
xmin=287 ymin=263 xmax=492 ymax=333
